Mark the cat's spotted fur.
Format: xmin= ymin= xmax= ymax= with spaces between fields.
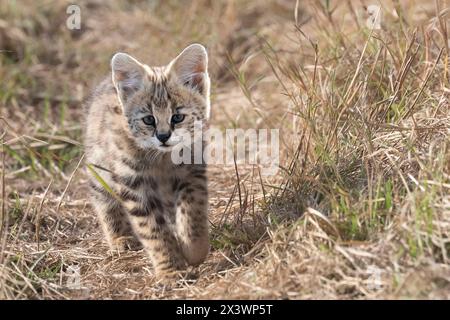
xmin=84 ymin=44 xmax=210 ymax=277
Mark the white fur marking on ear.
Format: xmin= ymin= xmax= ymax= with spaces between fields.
xmin=111 ymin=52 xmax=145 ymax=104
xmin=170 ymin=44 xmax=209 ymax=95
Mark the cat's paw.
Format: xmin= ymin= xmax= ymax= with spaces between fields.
xmin=108 ymin=236 xmax=142 ymax=253
xmin=155 ymin=268 xmax=198 ymax=288
xmin=124 ymin=237 xmax=143 ymax=251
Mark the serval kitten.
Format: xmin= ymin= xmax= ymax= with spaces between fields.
xmin=84 ymin=44 xmax=210 ymax=278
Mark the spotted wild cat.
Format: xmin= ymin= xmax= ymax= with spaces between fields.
xmin=84 ymin=44 xmax=210 ymax=278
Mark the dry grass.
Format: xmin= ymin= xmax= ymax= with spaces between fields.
xmin=0 ymin=0 xmax=449 ymax=299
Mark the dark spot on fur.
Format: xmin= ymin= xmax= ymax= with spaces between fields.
xmin=119 ymin=189 xmax=140 ymax=202
xmin=177 ymin=182 xmax=190 ymax=191
xmin=155 ymin=215 xmax=166 ymax=225
xmin=129 ymin=207 xmax=150 ymax=217
xmin=171 ymin=177 xmax=180 ymax=191
xmin=146 ymin=196 xmax=163 ymax=212
xmin=138 ymin=221 xmax=147 ymax=228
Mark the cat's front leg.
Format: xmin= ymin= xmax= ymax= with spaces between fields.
xmin=124 ymin=199 xmax=186 ymax=276
xmin=89 ymin=182 xmax=141 ymax=252
xmin=175 ymin=175 xmax=209 ymax=266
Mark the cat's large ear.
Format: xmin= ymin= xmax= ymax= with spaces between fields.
xmin=111 ymin=52 xmax=145 ymax=106
xmin=169 ymin=44 xmax=210 ymax=97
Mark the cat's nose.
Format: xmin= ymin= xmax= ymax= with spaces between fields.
xmin=156 ymin=131 xmax=171 ymax=144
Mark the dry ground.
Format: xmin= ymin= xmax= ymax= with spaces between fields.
xmin=0 ymin=0 xmax=449 ymax=299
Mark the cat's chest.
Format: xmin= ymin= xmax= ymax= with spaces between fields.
xmin=110 ymin=155 xmax=190 ymax=203
xmin=139 ymin=172 xmax=184 ymax=219
xmin=130 ymin=166 xmax=186 ymax=200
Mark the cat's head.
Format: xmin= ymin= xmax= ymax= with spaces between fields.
xmin=111 ymin=44 xmax=210 ymax=152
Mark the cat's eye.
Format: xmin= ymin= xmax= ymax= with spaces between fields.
xmin=171 ymin=114 xmax=185 ymax=124
xmin=142 ymin=115 xmax=155 ymax=126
